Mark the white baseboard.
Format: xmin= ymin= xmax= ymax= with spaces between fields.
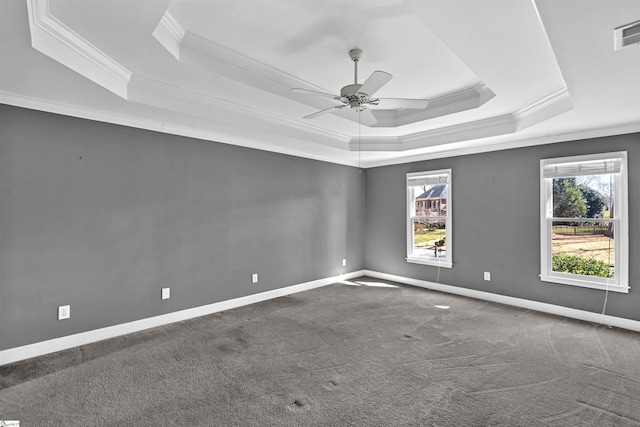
xmin=363 ymin=270 xmax=640 ymax=333
xmin=4 ymin=269 xmax=637 ymax=366
xmin=0 ymin=270 xmax=365 ymax=366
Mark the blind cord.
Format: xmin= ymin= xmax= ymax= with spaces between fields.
xmin=601 ymin=279 xmax=612 ymax=328
xmin=601 ymin=173 xmax=614 ymax=328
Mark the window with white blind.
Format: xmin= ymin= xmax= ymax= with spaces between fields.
xmin=407 ymin=169 xmax=452 ymax=267
xmin=540 ymin=152 xmax=628 ymax=292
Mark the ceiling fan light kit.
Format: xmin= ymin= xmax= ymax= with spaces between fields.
xmin=292 ymin=48 xmax=428 ymax=120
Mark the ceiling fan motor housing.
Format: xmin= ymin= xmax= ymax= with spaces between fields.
xmin=341 ymin=83 xmax=368 ymax=111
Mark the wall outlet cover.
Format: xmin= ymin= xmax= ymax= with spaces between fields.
xmin=161 ymin=288 xmax=170 ymax=300
xmin=252 ymin=273 xmax=258 ymax=284
xmin=484 ymin=272 xmax=491 ymax=281
xmin=58 ymin=305 xmax=70 ymax=320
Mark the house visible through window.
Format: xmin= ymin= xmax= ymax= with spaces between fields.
xmin=407 ymin=169 xmax=452 ymax=267
xmin=540 ymin=152 xmax=628 ymax=292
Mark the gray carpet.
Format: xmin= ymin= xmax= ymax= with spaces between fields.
xmin=2 ymin=277 xmax=640 ymax=426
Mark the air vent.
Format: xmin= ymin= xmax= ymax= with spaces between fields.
xmin=614 ymin=20 xmax=640 ymax=50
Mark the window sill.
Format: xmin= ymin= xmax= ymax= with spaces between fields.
xmin=406 ymin=257 xmax=452 ymax=268
xmin=540 ymin=274 xmax=628 ymax=293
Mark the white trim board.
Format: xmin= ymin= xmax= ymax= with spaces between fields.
xmin=363 ymin=270 xmax=640 ymax=333
xmin=0 ymin=271 xmax=365 ymax=366
xmin=4 ymin=269 xmax=639 ymax=366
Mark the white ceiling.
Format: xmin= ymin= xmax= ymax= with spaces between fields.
xmin=1 ymin=0 xmax=639 ymax=167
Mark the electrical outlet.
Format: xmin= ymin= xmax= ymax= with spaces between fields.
xmin=342 ymin=258 xmax=347 ymax=266
xmin=484 ymin=272 xmax=491 ymax=281
xmin=252 ymin=273 xmax=258 ymax=284
xmin=161 ymin=287 xmax=170 ymax=300
xmin=58 ymin=305 xmax=70 ymax=320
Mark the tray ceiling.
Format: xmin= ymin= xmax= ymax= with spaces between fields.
xmin=1 ymin=0 xmax=639 ymax=167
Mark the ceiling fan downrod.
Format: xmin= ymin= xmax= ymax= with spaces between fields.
xmin=349 ymin=48 xmax=363 ymax=84
xmin=343 ymin=48 xmax=367 ymax=111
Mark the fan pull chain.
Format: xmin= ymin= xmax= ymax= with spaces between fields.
xmin=358 ymin=109 xmax=361 ymax=171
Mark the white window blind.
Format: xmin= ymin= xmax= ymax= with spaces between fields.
xmin=407 ymin=174 xmax=449 ymax=187
xmin=542 ymin=156 xmax=623 ymax=178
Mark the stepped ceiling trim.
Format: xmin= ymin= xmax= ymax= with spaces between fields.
xmin=27 ymin=2 xmax=572 ymax=154
xmin=351 ymin=114 xmax=516 ymax=151
xmin=3 ymin=89 xmax=639 ymax=169
xmin=5 ymin=0 xmax=637 ymax=167
xmin=26 ymin=0 xmax=131 ymax=99
xmin=154 ymin=11 xmax=499 ymax=129
xmin=515 ymin=87 xmax=573 ymax=131
xmin=128 ymin=75 xmax=350 ymax=149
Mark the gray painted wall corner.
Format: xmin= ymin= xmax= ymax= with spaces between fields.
xmin=365 ymin=133 xmax=640 ymax=321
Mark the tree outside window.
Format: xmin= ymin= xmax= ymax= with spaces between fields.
xmin=541 ymin=152 xmax=628 ymax=292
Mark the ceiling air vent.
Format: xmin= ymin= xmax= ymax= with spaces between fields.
xmin=614 ymin=20 xmax=640 ymax=50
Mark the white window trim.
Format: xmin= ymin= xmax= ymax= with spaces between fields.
xmin=406 ymin=169 xmax=453 ymax=268
xmin=540 ymin=151 xmax=629 ymax=293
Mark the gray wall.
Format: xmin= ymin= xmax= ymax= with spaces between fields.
xmin=0 ymin=105 xmax=365 ymax=350
xmin=2 ymin=101 xmax=638 ymax=353
xmin=365 ymin=133 xmax=640 ymax=320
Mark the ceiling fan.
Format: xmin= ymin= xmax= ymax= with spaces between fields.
xmin=291 ymin=48 xmax=429 ymax=120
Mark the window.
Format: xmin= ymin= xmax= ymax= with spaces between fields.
xmin=407 ymin=169 xmax=452 ymax=267
xmin=540 ymin=152 xmax=628 ymax=292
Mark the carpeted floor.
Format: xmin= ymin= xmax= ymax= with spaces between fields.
xmin=2 ymin=277 xmax=640 ymax=426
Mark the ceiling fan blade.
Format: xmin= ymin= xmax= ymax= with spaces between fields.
xmin=357 ymin=108 xmax=378 ymax=126
xmin=376 ymin=98 xmax=429 ymax=109
xmin=358 ymin=70 xmax=392 ymax=97
xmin=291 ymin=88 xmax=342 ymax=101
xmin=303 ymin=104 xmax=346 ymax=119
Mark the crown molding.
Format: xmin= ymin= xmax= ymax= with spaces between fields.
xmin=151 ymin=10 xmax=184 ymax=60
xmin=3 ymin=90 xmax=638 ymax=169
xmin=154 ymin=12 xmax=328 ymax=97
xmin=515 ymin=87 xmax=572 ymax=130
xmin=349 ymin=114 xmax=516 ymax=152
xmin=128 ymin=75 xmax=350 ymax=149
xmin=403 ymin=114 xmax=516 ymax=150
xmin=361 ymin=122 xmax=640 ymax=168
xmin=348 ymin=86 xmax=573 ymax=152
xmin=26 ymin=0 xmax=132 ymax=99
xmin=0 ymin=91 xmax=356 ymax=166
xmin=371 ymin=82 xmax=496 ymax=128
xmin=350 ymin=136 xmax=402 ymax=152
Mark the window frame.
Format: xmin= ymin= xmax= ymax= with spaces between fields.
xmin=406 ymin=169 xmax=453 ymax=268
xmin=539 ymin=151 xmax=629 ymax=293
